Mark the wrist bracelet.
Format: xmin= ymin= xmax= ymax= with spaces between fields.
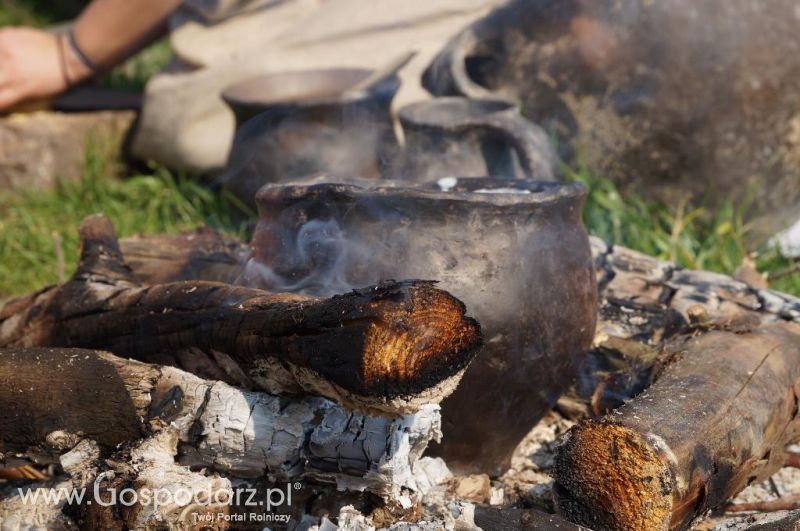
xmin=65 ymin=28 xmax=102 ymax=75
xmin=56 ymin=33 xmax=73 ymax=87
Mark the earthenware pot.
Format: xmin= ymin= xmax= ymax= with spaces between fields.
xmin=221 ymin=68 xmax=400 ymax=207
xmin=248 ymin=177 xmax=597 ymax=475
xmin=394 ymin=97 xmax=557 ymax=181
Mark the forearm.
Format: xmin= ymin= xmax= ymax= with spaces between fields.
xmin=72 ymin=0 xmax=183 ymax=70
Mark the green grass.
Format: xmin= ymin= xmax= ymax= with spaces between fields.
xmin=0 ymin=0 xmax=84 ymax=27
xmin=2 ymin=156 xmax=797 ymax=299
xmin=568 ymin=166 xmax=800 ymax=296
xmin=100 ymin=39 xmax=172 ymax=92
xmin=0 ymin=144 xmax=251 ymax=297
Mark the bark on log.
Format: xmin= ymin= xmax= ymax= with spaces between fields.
xmin=0 ymin=347 xmax=442 ymax=499
xmin=119 ymin=228 xmax=249 ymax=285
xmin=554 ymin=323 xmax=800 ymax=531
xmin=0 ymin=214 xmax=482 ymax=416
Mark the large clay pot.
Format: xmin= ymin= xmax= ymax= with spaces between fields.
xmin=248 ymin=177 xmax=597 ymax=474
xmin=423 ymin=0 xmax=800 ymax=244
xmin=221 ymin=68 xmax=399 ymax=207
xmin=394 ymin=97 xmax=558 ymax=181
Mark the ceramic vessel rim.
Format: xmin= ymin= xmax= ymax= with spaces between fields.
xmin=255 ymin=177 xmax=586 ymax=208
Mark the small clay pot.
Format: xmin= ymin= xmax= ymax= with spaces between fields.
xmin=395 ymin=97 xmax=557 ymax=182
xmin=249 ymin=177 xmax=597 ymax=475
xmin=221 ymin=68 xmax=399 ymax=207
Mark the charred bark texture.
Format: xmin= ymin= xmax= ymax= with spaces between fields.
xmin=554 ymin=323 xmax=800 ymax=531
xmin=119 ymin=228 xmax=249 ymax=286
xmin=0 ymin=215 xmax=482 ymax=416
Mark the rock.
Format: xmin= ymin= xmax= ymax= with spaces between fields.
xmin=0 ymin=111 xmax=135 ymax=195
xmin=453 ymin=474 xmax=491 ymax=504
xmin=772 ymin=218 xmax=800 ymax=258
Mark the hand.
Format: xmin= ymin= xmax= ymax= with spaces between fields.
xmin=0 ymin=27 xmax=92 ymax=111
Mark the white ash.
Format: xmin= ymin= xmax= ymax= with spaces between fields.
xmin=498 ymin=411 xmax=574 ymax=509
xmin=126 ymin=430 xmax=233 ymax=530
xmin=411 ymin=457 xmax=453 ymax=493
xmin=0 ymin=480 xmax=78 ymax=530
xmin=305 ymin=500 xmax=479 ymax=531
xmin=436 ymin=177 xmax=458 ymax=191
xmin=474 ymin=188 xmax=532 ymax=194
xmin=699 ymin=511 xmax=799 ymax=530
xmin=771 ymin=216 xmax=800 ymax=258
xmin=155 ymin=366 xmax=443 ymax=500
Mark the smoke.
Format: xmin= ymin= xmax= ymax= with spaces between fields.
xmin=238 ymin=218 xmax=380 ymax=297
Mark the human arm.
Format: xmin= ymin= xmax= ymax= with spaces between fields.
xmin=0 ymin=0 xmax=183 ymax=111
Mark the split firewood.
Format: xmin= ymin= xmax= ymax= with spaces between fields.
xmin=0 ymin=347 xmax=442 ymax=500
xmin=554 ymin=323 xmax=800 ymax=531
xmin=114 ymin=231 xmax=800 ymax=418
xmin=0 ymin=214 xmax=482 ymax=416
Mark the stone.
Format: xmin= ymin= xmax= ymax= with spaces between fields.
xmin=772 ymin=218 xmax=800 ymax=258
xmin=0 ymin=110 xmax=135 ymax=195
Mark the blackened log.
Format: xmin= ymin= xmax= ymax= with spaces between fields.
xmin=0 ymin=214 xmax=482 ymax=415
xmin=554 ymin=323 xmax=800 ymax=531
xmin=119 ymin=228 xmax=249 ymax=285
xmin=0 ymin=347 xmax=442 ymax=499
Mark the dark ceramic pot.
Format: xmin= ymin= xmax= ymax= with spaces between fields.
xmin=221 ymin=68 xmax=400 ymax=207
xmin=248 ymin=177 xmax=597 ymax=474
xmin=395 ymin=97 xmax=558 ymax=182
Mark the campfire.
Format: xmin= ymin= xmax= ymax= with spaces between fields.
xmin=4 ymin=1 xmax=800 ymax=530
xmin=6 ymin=209 xmax=800 ymax=531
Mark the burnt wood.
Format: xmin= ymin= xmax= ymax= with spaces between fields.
xmin=119 ymin=228 xmax=249 ymax=285
xmin=0 ymin=214 xmax=482 ymax=415
xmin=0 ymin=346 xmax=442 ymax=499
xmin=554 ymin=323 xmax=800 ymax=531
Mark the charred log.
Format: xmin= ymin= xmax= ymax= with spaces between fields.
xmin=0 ymin=347 xmax=442 ymax=499
xmin=119 ymin=228 xmax=249 ymax=285
xmin=554 ymin=323 xmax=800 ymax=531
xmin=0 ymin=215 xmax=482 ymax=416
